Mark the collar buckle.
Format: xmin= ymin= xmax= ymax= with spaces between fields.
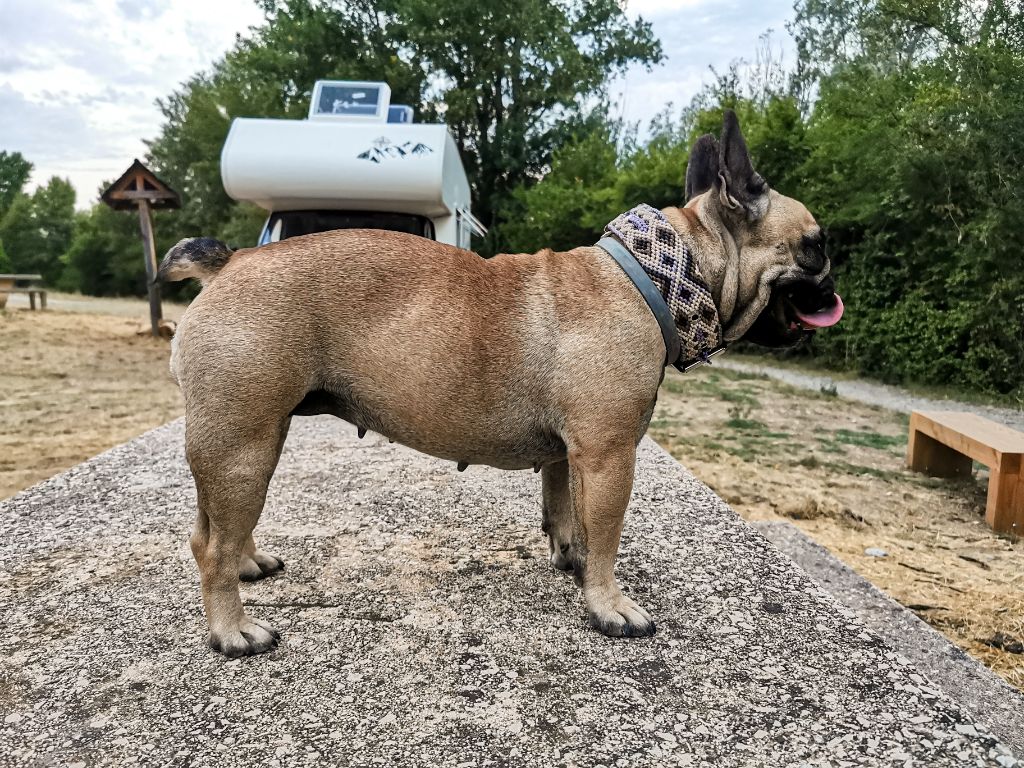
xmin=674 ymin=344 xmax=728 ymax=372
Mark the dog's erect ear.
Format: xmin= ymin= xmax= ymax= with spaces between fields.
xmin=685 ymin=134 xmax=719 ymax=202
xmin=717 ymin=109 xmax=770 ymax=220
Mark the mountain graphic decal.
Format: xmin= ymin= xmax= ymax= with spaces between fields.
xmin=357 ymin=137 xmax=435 ymax=163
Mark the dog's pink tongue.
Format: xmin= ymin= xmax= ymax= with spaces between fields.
xmin=794 ymin=293 xmax=844 ymax=328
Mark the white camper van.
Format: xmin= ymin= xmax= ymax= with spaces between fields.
xmin=220 ymin=80 xmax=486 ymax=248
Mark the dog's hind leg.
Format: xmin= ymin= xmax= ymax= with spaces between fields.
xmin=541 ymin=461 xmax=576 ymax=572
xmin=187 ymin=415 xmax=290 ymax=657
xmin=567 ymin=439 xmax=655 ymax=638
xmin=238 ymin=535 xmax=286 ymax=582
xmin=238 ymin=419 xmax=291 ymax=582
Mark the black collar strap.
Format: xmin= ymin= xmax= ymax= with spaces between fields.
xmin=596 ymin=204 xmax=727 ymax=371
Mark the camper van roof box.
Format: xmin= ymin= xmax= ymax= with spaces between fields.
xmin=309 ymin=80 xmax=385 ymax=123
xmin=220 ymin=79 xmax=474 ymax=222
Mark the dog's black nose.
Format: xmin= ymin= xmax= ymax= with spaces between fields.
xmin=797 ymin=231 xmax=826 ymax=273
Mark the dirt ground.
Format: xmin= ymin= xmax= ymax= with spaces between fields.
xmin=650 ymin=366 xmax=1023 ymax=691
xmin=1 ymin=297 xmax=1021 ymax=691
xmin=0 ymin=299 xmax=184 ymax=499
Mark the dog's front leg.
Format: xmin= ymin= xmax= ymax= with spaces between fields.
xmin=568 ymin=441 xmax=655 ymax=638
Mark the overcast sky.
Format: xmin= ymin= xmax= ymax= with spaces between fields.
xmin=0 ymin=0 xmax=794 ymax=209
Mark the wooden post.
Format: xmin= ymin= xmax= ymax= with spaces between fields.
xmin=136 ymin=199 xmax=162 ymax=337
xmin=101 ymin=160 xmax=180 ymax=338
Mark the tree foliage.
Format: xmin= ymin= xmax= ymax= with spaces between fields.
xmin=394 ymin=0 xmax=662 ymax=243
xmin=508 ymin=2 xmax=1023 ymax=397
xmin=0 ymin=176 xmax=76 ymax=284
xmin=147 ymin=0 xmax=427 ymax=238
xmin=788 ymin=0 xmax=1024 ymax=396
xmin=0 ymin=151 xmax=33 ymax=220
xmin=9 ymin=0 xmax=1019 ymax=398
xmin=146 ymin=0 xmax=661 ymax=251
xmin=0 ymin=238 xmax=11 ymax=273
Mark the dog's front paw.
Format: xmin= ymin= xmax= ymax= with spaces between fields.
xmin=208 ymin=617 xmax=280 ymax=658
xmin=586 ymin=591 xmax=656 ymax=638
xmin=239 ymin=551 xmax=285 ymax=582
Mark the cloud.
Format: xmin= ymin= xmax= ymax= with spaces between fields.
xmin=0 ymin=0 xmax=262 ymax=208
xmin=115 ymin=0 xmax=168 ymax=22
xmin=0 ymin=0 xmax=798 ymax=208
xmin=617 ymin=0 xmax=796 ymax=135
xmin=625 ymin=0 xmax=710 ymax=17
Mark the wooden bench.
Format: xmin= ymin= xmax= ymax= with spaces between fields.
xmin=0 ymin=273 xmax=47 ymax=310
xmin=907 ymin=411 xmax=1024 ymax=534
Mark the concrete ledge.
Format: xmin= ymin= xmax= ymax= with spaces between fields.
xmin=1 ymin=417 xmax=1019 ymax=766
xmin=756 ymin=520 xmax=1024 ymax=757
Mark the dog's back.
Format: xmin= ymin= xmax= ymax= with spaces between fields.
xmin=168 ymin=229 xmax=664 ymax=469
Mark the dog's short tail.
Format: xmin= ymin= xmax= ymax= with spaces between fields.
xmin=156 ymin=237 xmax=234 ymax=286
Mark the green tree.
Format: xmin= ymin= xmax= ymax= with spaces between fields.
xmin=0 ymin=238 xmax=11 ymax=273
xmin=788 ymin=0 xmax=1024 ymax=396
xmin=146 ymin=0 xmax=662 ymax=251
xmin=0 ymin=177 xmax=76 ymax=285
xmin=61 ymin=205 xmax=144 ymax=296
xmin=62 ymin=199 xmax=200 ymax=299
xmin=147 ymin=0 xmax=427 ymax=239
xmin=396 ymin=0 xmax=662 ymax=245
xmin=0 ymin=151 xmax=33 ymax=219
xmin=501 ymin=110 xmax=695 ymax=254
xmin=501 ymin=119 xmax=621 ymax=253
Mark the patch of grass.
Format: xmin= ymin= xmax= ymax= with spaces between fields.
xmin=720 ymin=389 xmax=761 ymax=406
xmin=729 ymin=370 xmax=770 ymax=382
xmin=660 ymin=433 xmax=767 ymax=463
xmin=663 ymin=370 xmax=764 ymax=406
xmin=722 ymin=404 xmax=790 ymax=439
xmin=816 ymin=438 xmax=847 ymax=454
xmin=795 ymin=455 xmax=821 ymax=469
xmin=821 ymin=460 xmax=904 ymax=481
xmin=725 ymin=417 xmax=768 ymax=431
xmin=833 ymin=428 xmax=905 ymax=450
xmin=697 ymin=377 xmax=761 ymax=406
xmin=661 ymin=377 xmax=688 ymax=395
xmin=820 ymin=459 xmax=949 ymax=487
xmin=724 ymin=443 xmax=761 ymax=461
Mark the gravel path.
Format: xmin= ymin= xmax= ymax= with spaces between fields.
xmin=1 ymin=418 xmax=1018 ymax=766
xmin=718 ymin=358 xmax=1024 ymax=431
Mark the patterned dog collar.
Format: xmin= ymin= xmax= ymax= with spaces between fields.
xmin=597 ymin=204 xmax=725 ymax=371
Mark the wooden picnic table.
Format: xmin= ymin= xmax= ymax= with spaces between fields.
xmin=0 ymin=273 xmax=47 ymax=310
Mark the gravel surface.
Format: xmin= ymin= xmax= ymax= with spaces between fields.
xmin=717 ymin=359 xmax=1024 ymax=431
xmin=1 ymin=417 xmax=1018 ymax=767
xmin=756 ymin=520 xmax=1024 ymax=757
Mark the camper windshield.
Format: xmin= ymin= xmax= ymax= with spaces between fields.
xmin=263 ymin=210 xmax=434 ymax=243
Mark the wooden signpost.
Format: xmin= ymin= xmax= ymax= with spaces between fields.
xmin=101 ymin=160 xmax=180 ymax=337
